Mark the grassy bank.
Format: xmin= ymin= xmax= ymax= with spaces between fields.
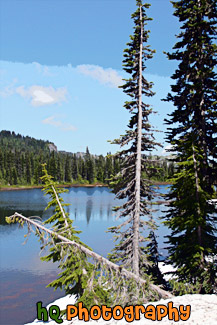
xmin=0 ymin=182 xmax=108 ymax=191
xmin=0 ymin=180 xmax=172 ymax=191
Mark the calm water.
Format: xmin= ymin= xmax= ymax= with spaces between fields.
xmin=0 ymin=186 xmax=170 ymax=325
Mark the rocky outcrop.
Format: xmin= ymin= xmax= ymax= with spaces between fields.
xmin=48 ymin=143 xmax=57 ymax=153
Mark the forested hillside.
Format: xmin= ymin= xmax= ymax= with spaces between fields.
xmin=0 ymin=130 xmax=174 ymax=186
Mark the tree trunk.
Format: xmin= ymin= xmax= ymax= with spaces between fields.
xmin=192 ymin=142 xmax=204 ymax=265
xmin=133 ymin=4 xmax=143 ymax=277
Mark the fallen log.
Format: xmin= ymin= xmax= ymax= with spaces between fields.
xmin=7 ymin=212 xmax=173 ymax=300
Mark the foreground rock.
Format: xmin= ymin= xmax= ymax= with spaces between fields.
xmin=26 ymin=294 xmax=217 ymax=325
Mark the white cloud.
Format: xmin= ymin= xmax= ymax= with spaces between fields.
xmin=16 ymin=85 xmax=67 ymax=106
xmin=161 ymin=144 xmax=174 ymax=155
xmin=42 ymin=115 xmax=76 ymax=132
xmin=76 ymin=64 xmax=123 ymax=88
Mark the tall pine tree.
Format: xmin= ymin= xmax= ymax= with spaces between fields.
xmin=163 ymin=0 xmax=217 ymax=292
xmin=109 ymin=0 xmax=159 ymax=278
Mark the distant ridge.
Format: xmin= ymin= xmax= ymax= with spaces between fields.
xmin=0 ymin=130 xmax=95 ymax=158
xmin=0 ymin=130 xmax=56 ymax=154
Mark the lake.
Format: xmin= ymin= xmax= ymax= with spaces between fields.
xmin=0 ymin=185 xmax=170 ymax=324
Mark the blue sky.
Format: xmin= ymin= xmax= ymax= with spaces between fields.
xmin=0 ymin=0 xmax=180 ymax=155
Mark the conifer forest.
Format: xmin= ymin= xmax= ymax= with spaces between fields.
xmin=0 ymin=130 xmax=174 ymax=186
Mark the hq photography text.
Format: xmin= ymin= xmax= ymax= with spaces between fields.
xmin=36 ymin=301 xmax=191 ymax=323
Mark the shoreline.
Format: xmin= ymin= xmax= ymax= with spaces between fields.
xmin=0 ymin=181 xmax=171 ymax=192
xmin=0 ymin=183 xmax=108 ymax=191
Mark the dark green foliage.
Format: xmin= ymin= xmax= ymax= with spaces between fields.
xmin=48 ymin=151 xmax=57 ymax=181
xmin=26 ymin=154 xmax=31 ymax=184
xmin=0 ymin=131 xmax=122 ymax=186
xmin=11 ymin=167 xmax=18 ymax=185
xmin=168 ymin=279 xmax=201 ymax=296
xmin=163 ymin=0 xmax=217 ymax=292
xmin=144 ymin=230 xmax=168 ymax=288
xmin=169 ymin=263 xmax=217 ymax=295
xmin=64 ymin=155 xmax=71 ymax=182
xmin=85 ymin=147 xmax=96 ymax=183
xmin=104 ymin=155 xmax=113 ymax=181
xmin=0 ymin=130 xmax=51 ymax=153
xmin=0 ymin=130 xmax=171 ymax=187
xmin=71 ymin=154 xmax=79 ymax=180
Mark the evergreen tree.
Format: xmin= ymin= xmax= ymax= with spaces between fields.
xmin=77 ymin=156 xmax=84 ymax=179
xmin=85 ymin=146 xmax=90 ymax=157
xmin=113 ymin=157 xmax=121 ymax=175
xmin=168 ymin=161 xmax=175 ymax=178
xmin=81 ymin=158 xmax=87 ymax=180
xmin=96 ymin=155 xmax=105 ymax=183
xmin=86 ymin=158 xmax=95 ymax=184
xmin=85 ymin=147 xmax=95 ymax=183
xmin=21 ymin=154 xmax=25 ymax=181
xmin=163 ymin=0 xmax=217 ymax=292
xmin=30 ymin=152 xmax=35 ymax=179
xmin=0 ymin=149 xmax=4 ymax=177
xmin=104 ymin=155 xmax=113 ymax=182
xmin=33 ymin=160 xmax=40 ymax=185
xmin=11 ymin=166 xmax=18 ymax=185
xmin=56 ymin=155 xmax=63 ymax=182
xmin=6 ymin=151 xmax=14 ymax=183
xmin=64 ymin=155 xmax=72 ymax=182
xmin=26 ymin=154 xmax=31 ymax=184
xmin=49 ymin=151 xmax=57 ymax=181
xmin=108 ymin=0 xmax=159 ymax=278
xmin=71 ymin=154 xmax=79 ymax=181
xmin=145 ymin=229 xmax=167 ymax=288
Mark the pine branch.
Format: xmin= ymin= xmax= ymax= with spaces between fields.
xmin=7 ymin=212 xmax=172 ymax=300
